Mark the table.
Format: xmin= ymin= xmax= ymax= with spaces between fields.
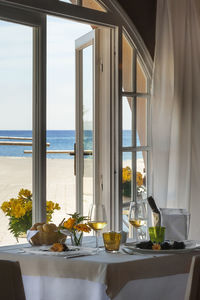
xmin=0 ymin=238 xmax=197 ymax=300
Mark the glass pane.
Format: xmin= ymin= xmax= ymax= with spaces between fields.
xmin=122 ymin=206 xmax=130 ymax=234
xmin=82 ymin=0 xmax=106 ymax=12
xmin=122 ymin=152 xmax=133 ymax=237
xmin=46 ymin=16 xmax=91 ymax=225
xmin=122 ymin=97 xmax=133 ymax=147
xmin=122 ymin=152 xmax=132 ymax=204
xmin=136 ymin=151 xmax=147 ymax=201
xmin=122 ymin=34 xmax=134 ymax=92
xmin=0 ymin=21 xmax=33 ymax=245
xmin=60 ymin=0 xmax=107 ymax=12
xmin=136 ymin=58 xmax=147 ymax=93
xmin=83 ymin=45 xmax=93 ymax=217
xmin=136 ymin=97 xmax=147 ymax=146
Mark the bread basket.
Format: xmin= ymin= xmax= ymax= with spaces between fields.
xmin=29 ymin=231 xmax=66 ymax=246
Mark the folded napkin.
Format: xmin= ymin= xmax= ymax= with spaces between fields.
xmin=160 ymin=208 xmax=190 ymax=241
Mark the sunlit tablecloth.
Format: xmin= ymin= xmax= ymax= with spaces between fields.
xmin=0 ymin=237 xmax=196 ymax=300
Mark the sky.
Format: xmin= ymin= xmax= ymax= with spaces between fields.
xmin=0 ymin=16 xmax=91 ymax=130
xmin=0 ymin=15 xmax=131 ymax=131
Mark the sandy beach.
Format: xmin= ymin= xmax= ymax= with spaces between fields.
xmin=0 ymin=157 xmax=145 ymax=245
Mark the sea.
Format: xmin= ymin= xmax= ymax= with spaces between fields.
xmin=0 ymin=130 xmax=140 ymax=160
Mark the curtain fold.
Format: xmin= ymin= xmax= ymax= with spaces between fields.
xmin=151 ymin=0 xmax=200 ymax=238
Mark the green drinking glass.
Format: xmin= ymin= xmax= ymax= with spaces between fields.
xmin=148 ymin=226 xmax=165 ymax=243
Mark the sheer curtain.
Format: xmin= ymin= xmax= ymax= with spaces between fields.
xmin=151 ymin=0 xmax=200 ymax=238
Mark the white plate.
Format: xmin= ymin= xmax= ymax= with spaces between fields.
xmin=23 ymin=245 xmax=96 ymax=257
xmin=124 ymin=240 xmax=200 ymax=254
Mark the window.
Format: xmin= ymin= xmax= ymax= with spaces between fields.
xmin=0 ymin=0 xmax=152 ymax=245
xmin=121 ymin=33 xmax=151 ymax=235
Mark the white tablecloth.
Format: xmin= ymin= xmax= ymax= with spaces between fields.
xmin=0 ymin=237 xmax=194 ymax=300
xmin=23 ymin=274 xmax=188 ymax=300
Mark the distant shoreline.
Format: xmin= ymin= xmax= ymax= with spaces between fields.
xmin=0 ymin=129 xmax=140 ymax=160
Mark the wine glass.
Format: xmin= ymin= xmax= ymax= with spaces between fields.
xmin=88 ymin=204 xmax=107 ymax=251
xmin=128 ymin=201 xmax=147 ymax=241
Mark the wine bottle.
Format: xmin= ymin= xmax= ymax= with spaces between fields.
xmin=147 ymin=196 xmax=161 ymax=227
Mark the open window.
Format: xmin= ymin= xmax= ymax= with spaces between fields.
xmin=0 ymin=0 xmax=152 ymax=245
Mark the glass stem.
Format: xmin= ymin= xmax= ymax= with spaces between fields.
xmin=95 ymin=230 xmax=99 ymax=250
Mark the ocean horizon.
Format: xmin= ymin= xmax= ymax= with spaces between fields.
xmin=0 ymin=130 xmax=140 ymax=160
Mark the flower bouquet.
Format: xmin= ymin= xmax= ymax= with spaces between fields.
xmin=122 ymin=166 xmax=145 ymax=198
xmin=1 ymin=189 xmax=60 ymax=241
xmin=61 ymin=212 xmax=91 ymax=246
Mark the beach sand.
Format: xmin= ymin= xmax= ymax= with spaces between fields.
xmin=0 ymin=157 xmax=145 ymax=246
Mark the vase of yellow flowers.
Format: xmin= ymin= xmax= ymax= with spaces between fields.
xmin=1 ymin=189 xmax=60 ymax=241
xmin=61 ymin=212 xmax=91 ymax=246
xmin=122 ymin=167 xmax=144 ymax=198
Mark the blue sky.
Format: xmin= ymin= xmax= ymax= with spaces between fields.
xmin=0 ymin=15 xmax=131 ymax=131
xmin=0 ymin=16 xmax=91 ymax=130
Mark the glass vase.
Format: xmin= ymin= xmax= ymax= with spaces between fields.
xmin=71 ymin=232 xmax=83 ymax=246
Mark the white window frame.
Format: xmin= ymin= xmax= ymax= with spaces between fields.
xmin=0 ymin=0 xmax=153 ymax=230
xmin=118 ymin=32 xmax=151 ymax=230
xmin=0 ymin=2 xmax=47 ymax=224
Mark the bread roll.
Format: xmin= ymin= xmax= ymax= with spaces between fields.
xmin=43 ymin=224 xmax=54 ymax=233
xmin=36 ymin=225 xmax=44 ymax=232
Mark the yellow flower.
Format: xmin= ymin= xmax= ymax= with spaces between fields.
xmin=11 ymin=202 xmax=26 ymax=218
xmin=122 ymin=167 xmax=132 ymax=183
xmin=136 ymin=172 xmax=143 ymax=187
xmin=1 ymin=201 xmax=10 ymax=213
xmin=74 ymin=224 xmax=91 ymax=233
xmin=54 ymin=203 xmax=60 ymax=210
xmin=46 ymin=201 xmax=54 ymax=212
xmin=63 ymin=218 xmax=75 ymax=230
xmin=18 ymin=189 xmax=32 ymax=199
xmin=24 ymin=201 xmax=32 ymax=212
xmin=122 ymin=167 xmax=143 ymax=186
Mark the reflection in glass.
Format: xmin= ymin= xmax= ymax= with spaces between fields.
xmin=46 ymin=16 xmax=91 ymax=225
xmin=136 ymin=151 xmax=147 ymax=201
xmin=136 ymin=58 xmax=147 ymax=93
xmin=0 ymin=21 xmax=32 ymax=245
xmin=122 ymin=34 xmax=134 ymax=92
xmin=60 ymin=0 xmax=107 ymax=12
xmin=122 ymin=152 xmax=132 ymax=203
xmin=136 ymin=97 xmax=147 ymax=147
xmin=82 ymin=45 xmax=93 ymax=217
xmin=122 ymin=97 xmax=133 ymax=147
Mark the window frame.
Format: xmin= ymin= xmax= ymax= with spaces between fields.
xmin=116 ymin=31 xmax=152 ymax=230
xmin=0 ymin=0 xmax=152 ymax=231
xmin=0 ymin=2 xmax=47 ymax=224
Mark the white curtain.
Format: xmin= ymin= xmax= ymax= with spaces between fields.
xmin=151 ymin=0 xmax=200 ymax=238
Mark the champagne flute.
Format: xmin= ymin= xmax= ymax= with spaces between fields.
xmin=129 ymin=201 xmax=147 ymax=241
xmin=88 ymin=204 xmax=107 ymax=251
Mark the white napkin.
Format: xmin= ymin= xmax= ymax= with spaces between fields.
xmin=27 ymin=230 xmax=38 ymax=243
xmin=160 ymin=208 xmax=190 ymax=241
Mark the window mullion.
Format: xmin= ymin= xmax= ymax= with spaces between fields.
xmin=147 ymin=77 xmax=151 ymax=197
xmin=115 ymin=26 xmax=122 ymax=231
xmin=32 ymin=16 xmax=46 ymax=224
xmin=131 ymin=51 xmax=136 ymax=204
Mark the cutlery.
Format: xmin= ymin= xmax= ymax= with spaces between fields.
xmin=122 ymin=247 xmax=157 ymax=257
xmin=65 ymin=252 xmax=95 ymax=259
xmin=122 ymin=247 xmax=143 ymax=255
